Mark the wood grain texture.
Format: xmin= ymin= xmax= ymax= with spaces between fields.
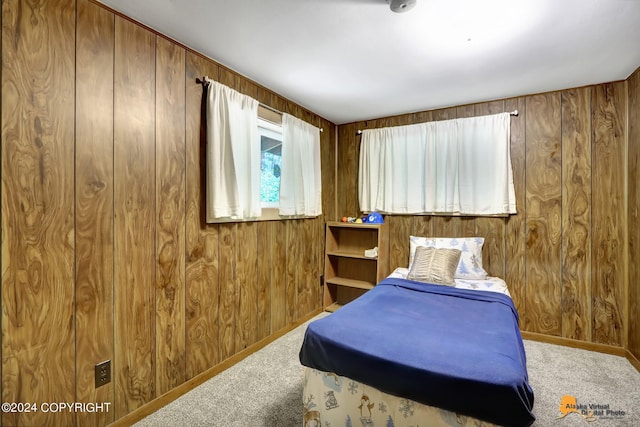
xmin=74 ymin=1 xmax=115 ymax=426
xmin=256 ymin=222 xmax=273 ymax=340
xmin=185 ymin=52 xmax=220 ymax=379
xmin=456 ymin=104 xmax=476 ymax=119
xmin=1 ymin=1 xmax=76 ymax=425
xmin=432 ymin=106 xmax=457 ymax=122
xmin=504 ymin=97 xmax=527 ymax=320
xmin=155 ymin=36 xmax=186 ymax=395
xmin=561 ymin=87 xmax=592 ymax=341
xmin=113 ymin=17 xmax=156 ymax=417
xmin=524 ymin=92 xmax=562 ymax=336
xmin=297 ymin=220 xmax=315 ymax=318
xmin=412 ymin=215 xmax=433 ymax=239
xmin=321 ymin=118 xmax=337 ymax=220
xmin=630 ymin=72 xmax=640 ymax=357
xmin=218 ymin=223 xmax=237 ymax=361
xmin=2 ymin=2 xmax=334 ymax=424
xmin=388 ymin=216 xmax=412 ymax=270
xmin=235 ymin=222 xmax=258 ymax=352
xmin=315 ymin=217 xmax=325 ymax=309
xmin=338 ymin=123 xmax=359 ymax=216
xmin=629 ymin=68 xmax=640 ymax=359
xmin=286 ymin=221 xmax=299 ymax=323
xmin=270 ymin=220 xmax=288 ymax=332
xmin=591 ymin=82 xmax=625 ymax=346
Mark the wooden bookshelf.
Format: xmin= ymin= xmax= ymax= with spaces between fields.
xmin=323 ymin=221 xmax=388 ymax=311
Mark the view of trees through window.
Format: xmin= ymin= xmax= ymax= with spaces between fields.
xmin=260 ymin=133 xmax=282 ymax=204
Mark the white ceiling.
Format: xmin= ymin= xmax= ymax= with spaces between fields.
xmin=98 ymin=0 xmax=640 ymax=125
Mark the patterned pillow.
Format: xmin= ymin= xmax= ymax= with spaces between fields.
xmin=407 ymin=246 xmax=461 ymax=286
xmin=409 ymin=236 xmax=488 ymax=280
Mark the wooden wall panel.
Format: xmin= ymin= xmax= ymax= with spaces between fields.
xmin=270 ymin=221 xmax=288 ymax=332
xmin=218 ymin=223 xmax=237 ymax=361
xmin=113 ymin=17 xmax=156 ymax=416
xmin=523 ymin=93 xmax=562 ymax=336
xmin=1 ymin=1 xmax=76 ymax=426
xmin=412 ymin=215 xmax=433 ymax=239
xmin=236 ymin=223 xmax=258 ymax=352
xmin=286 ymin=221 xmax=299 ymax=323
xmin=629 ymin=68 xmax=640 ymax=359
xmin=185 ymin=52 xmax=220 ymax=379
xmin=75 ymin=1 xmax=115 ymax=426
xmin=315 ymin=217 xmax=325 ymax=309
xmin=338 ymin=123 xmax=359 ymax=216
xmin=257 ymin=222 xmax=273 ymax=339
xmin=155 ymin=37 xmax=186 ymax=395
xmin=388 ymin=216 xmax=412 ymax=270
xmin=505 ymin=97 xmax=527 ymax=321
xmin=561 ymin=87 xmax=592 ymax=341
xmin=321 ymin=119 xmax=337 ymax=220
xmin=297 ymin=220 xmax=316 ymax=318
xmin=591 ymin=82 xmax=626 ymax=346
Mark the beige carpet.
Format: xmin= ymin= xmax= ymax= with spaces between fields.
xmin=135 ymin=314 xmax=640 ymax=426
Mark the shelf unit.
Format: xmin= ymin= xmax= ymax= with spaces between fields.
xmin=323 ymin=221 xmax=389 ymax=312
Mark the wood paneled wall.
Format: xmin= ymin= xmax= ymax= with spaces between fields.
xmin=2 ymin=1 xmax=76 ymax=426
xmin=629 ymin=67 xmax=640 ymax=361
xmin=337 ymin=83 xmax=629 ymax=347
xmin=1 ymin=1 xmax=335 ymax=426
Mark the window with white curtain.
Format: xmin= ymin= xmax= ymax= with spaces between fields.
xmin=358 ymin=113 xmax=515 ymax=216
xmin=205 ymin=79 xmax=260 ymax=222
xmin=205 ymin=79 xmax=322 ymax=222
xmin=280 ymin=113 xmax=322 ymax=217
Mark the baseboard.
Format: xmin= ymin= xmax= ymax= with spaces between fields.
xmin=108 ymin=308 xmax=322 ymax=427
xmin=520 ymin=332 xmax=640 ymax=374
xmin=626 ymin=349 xmax=640 ymax=373
xmin=520 ymin=331 xmax=627 ymax=357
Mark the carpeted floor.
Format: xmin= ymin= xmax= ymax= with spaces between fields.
xmin=134 ymin=313 xmax=640 ymax=426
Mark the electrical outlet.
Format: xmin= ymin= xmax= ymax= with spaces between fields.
xmin=95 ymin=360 xmax=111 ymax=388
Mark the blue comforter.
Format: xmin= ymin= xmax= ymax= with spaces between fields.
xmin=299 ymin=278 xmax=535 ymax=426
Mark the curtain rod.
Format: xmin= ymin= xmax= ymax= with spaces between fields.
xmin=355 ymin=110 xmax=519 ymax=135
xmin=197 ymin=76 xmax=323 ymax=132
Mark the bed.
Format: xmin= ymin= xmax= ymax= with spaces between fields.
xmin=299 ymin=237 xmax=535 ymax=427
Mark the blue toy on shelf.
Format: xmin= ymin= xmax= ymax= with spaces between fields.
xmin=365 ymin=212 xmax=384 ymax=224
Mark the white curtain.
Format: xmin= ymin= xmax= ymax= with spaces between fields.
xmin=280 ymin=113 xmax=322 ymax=216
xmin=359 ymin=113 xmax=515 ymax=215
xmin=205 ymin=79 xmax=260 ymax=221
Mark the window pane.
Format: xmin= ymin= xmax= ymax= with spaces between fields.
xmin=260 ymin=134 xmax=281 ymax=204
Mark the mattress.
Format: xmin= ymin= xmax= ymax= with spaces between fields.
xmin=303 ymin=366 xmax=500 ymax=427
xmin=299 ymin=277 xmax=535 ymax=426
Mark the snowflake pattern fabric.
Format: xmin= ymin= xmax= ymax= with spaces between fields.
xmin=303 ymin=367 xmax=499 ymax=427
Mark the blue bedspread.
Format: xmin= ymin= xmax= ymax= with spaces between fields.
xmin=299 ymin=278 xmax=535 ymax=426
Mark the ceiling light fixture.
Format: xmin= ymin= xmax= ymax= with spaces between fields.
xmin=387 ymin=0 xmax=417 ymax=13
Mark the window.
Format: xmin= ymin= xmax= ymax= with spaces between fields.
xmin=205 ymin=79 xmax=320 ymax=223
xmin=258 ymin=117 xmax=282 ymax=209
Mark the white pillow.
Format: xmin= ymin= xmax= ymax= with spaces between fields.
xmin=409 ymin=236 xmax=488 ymax=280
